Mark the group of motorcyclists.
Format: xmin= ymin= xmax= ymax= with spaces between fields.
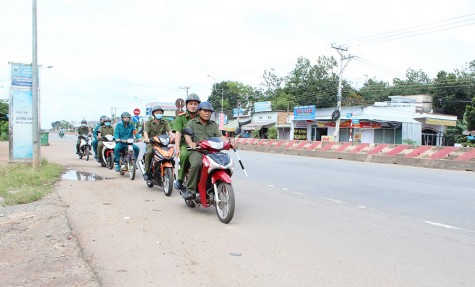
xmin=72 ymin=93 xmax=236 ymax=200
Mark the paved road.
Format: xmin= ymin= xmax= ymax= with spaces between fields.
xmin=43 ymin=133 xmax=475 ymax=286
xmin=235 ymin=149 xmax=475 ymax=232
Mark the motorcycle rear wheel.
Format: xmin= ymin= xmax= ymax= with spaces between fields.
xmin=162 ymin=167 xmax=173 ymax=196
xmin=215 ymin=182 xmax=235 ymax=224
xmin=128 ymin=157 xmax=136 ymax=180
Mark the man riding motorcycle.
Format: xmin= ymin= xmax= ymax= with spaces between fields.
xmin=92 ymin=115 xmax=107 ymax=161
xmin=173 ymin=93 xmax=200 ymax=189
xmin=142 ymin=105 xmax=174 ymax=180
xmin=113 ymin=112 xmax=140 ymax=172
xmin=75 ymin=120 xmax=91 ymax=154
xmin=97 ymin=116 xmax=115 ymax=162
xmin=182 ymin=102 xmax=235 ymax=200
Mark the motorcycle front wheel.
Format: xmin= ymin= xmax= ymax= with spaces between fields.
xmin=128 ymin=157 xmax=136 ymax=180
xmin=185 ymin=200 xmax=196 ymax=208
xmin=85 ymin=147 xmax=90 ymax=161
xmin=215 ymin=182 xmax=235 ymax=224
xmin=107 ymin=154 xmax=114 ymax=170
xmin=163 ymin=167 xmax=173 ymax=196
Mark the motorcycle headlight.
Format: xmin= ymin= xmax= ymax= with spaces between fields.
xmin=159 ymin=137 xmax=170 ymax=145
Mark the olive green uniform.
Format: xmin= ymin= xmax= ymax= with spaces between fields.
xmin=144 ymin=119 xmax=171 ymax=173
xmin=185 ymin=117 xmax=221 ymax=194
xmin=173 ymin=111 xmax=196 ymax=181
xmin=97 ymin=126 xmax=114 ymax=159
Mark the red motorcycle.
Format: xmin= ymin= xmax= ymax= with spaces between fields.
xmin=180 ymin=133 xmax=237 ymax=224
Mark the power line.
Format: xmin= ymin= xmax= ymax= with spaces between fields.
xmin=332 ymin=13 xmax=475 ymax=48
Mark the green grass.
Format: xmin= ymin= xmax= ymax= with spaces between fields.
xmin=0 ymin=159 xmax=63 ymax=206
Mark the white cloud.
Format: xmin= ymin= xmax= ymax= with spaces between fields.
xmin=0 ymin=0 xmax=474 ymax=127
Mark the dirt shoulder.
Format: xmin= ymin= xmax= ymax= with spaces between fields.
xmin=0 ymin=141 xmax=100 ymax=287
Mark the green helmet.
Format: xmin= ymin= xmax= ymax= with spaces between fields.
xmin=186 ymin=93 xmax=201 ymax=104
xmin=100 ymin=115 xmax=107 ymax=122
xmin=121 ymin=112 xmax=131 ymax=123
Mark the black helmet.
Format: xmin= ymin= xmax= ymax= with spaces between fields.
xmin=198 ymin=102 xmax=214 ymax=112
xmin=100 ymin=115 xmax=107 ymax=122
xmin=151 ymin=105 xmax=164 ymax=114
xmin=121 ymin=112 xmax=131 ymax=123
xmin=186 ymin=93 xmax=201 ymax=104
xmin=81 ymin=120 xmax=87 ymax=124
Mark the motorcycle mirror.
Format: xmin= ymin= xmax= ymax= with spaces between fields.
xmin=235 ymin=127 xmax=241 ymax=135
xmin=183 ymin=127 xmax=193 ymax=136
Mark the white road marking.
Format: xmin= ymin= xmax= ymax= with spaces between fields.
xmin=356 ymin=205 xmax=366 ymax=209
xmin=266 ymin=184 xmax=275 ymax=187
xmin=424 ymin=221 xmax=462 ymax=230
xmin=320 ymin=198 xmax=343 ymax=204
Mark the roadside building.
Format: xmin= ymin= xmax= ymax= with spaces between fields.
xmin=289 ymin=95 xmax=457 ymax=146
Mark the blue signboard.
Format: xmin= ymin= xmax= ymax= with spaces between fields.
xmin=11 ymin=63 xmax=32 ymax=87
xmin=233 ymin=108 xmax=244 ymax=117
xmin=293 ymin=105 xmax=316 ymax=120
xmin=11 ymin=89 xmax=33 ymax=159
xmin=254 ymin=101 xmax=272 ymax=113
xmin=132 ymin=115 xmax=140 ymax=123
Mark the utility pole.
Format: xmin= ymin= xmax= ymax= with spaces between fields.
xmin=332 ymin=44 xmax=354 ymax=143
xmin=179 ymin=86 xmax=191 ymax=97
xmin=32 ymin=0 xmax=40 ymax=169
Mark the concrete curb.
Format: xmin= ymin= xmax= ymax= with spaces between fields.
xmin=235 ymin=138 xmax=475 ymax=172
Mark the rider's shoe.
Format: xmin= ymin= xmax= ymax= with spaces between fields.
xmin=174 ymin=179 xmax=183 ymax=189
xmin=143 ymin=173 xmax=149 ymax=180
xmin=182 ymin=190 xmax=195 ymax=200
xmin=115 ymin=164 xmax=120 ymax=172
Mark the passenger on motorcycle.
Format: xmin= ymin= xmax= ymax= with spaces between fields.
xmin=142 ymin=105 xmax=175 ymax=180
xmin=97 ymin=117 xmax=115 ymax=161
xmin=172 ymin=93 xmax=200 ymax=189
xmin=113 ymin=112 xmax=140 ymax=172
xmin=92 ymin=115 xmax=107 ymax=161
xmin=75 ymin=120 xmax=91 ymax=154
xmin=182 ymin=102 xmax=236 ymax=200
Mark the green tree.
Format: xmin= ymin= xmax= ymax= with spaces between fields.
xmin=390 ymin=68 xmax=431 ymax=96
xmin=284 ymin=56 xmax=340 ymax=108
xmin=431 ymin=61 xmax=475 ymax=118
xmin=358 ymin=78 xmax=391 ymax=103
xmin=0 ymin=99 xmax=9 ymax=140
xmin=267 ymin=127 xmax=278 ymax=139
xmin=464 ymin=98 xmax=475 ymax=131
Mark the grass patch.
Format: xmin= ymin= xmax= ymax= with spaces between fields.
xmin=0 ymin=159 xmax=63 ymax=206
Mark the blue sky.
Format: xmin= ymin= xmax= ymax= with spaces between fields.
xmin=0 ymin=0 xmax=474 ymax=128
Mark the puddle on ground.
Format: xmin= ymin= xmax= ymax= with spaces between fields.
xmin=62 ymin=170 xmax=107 ymax=181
